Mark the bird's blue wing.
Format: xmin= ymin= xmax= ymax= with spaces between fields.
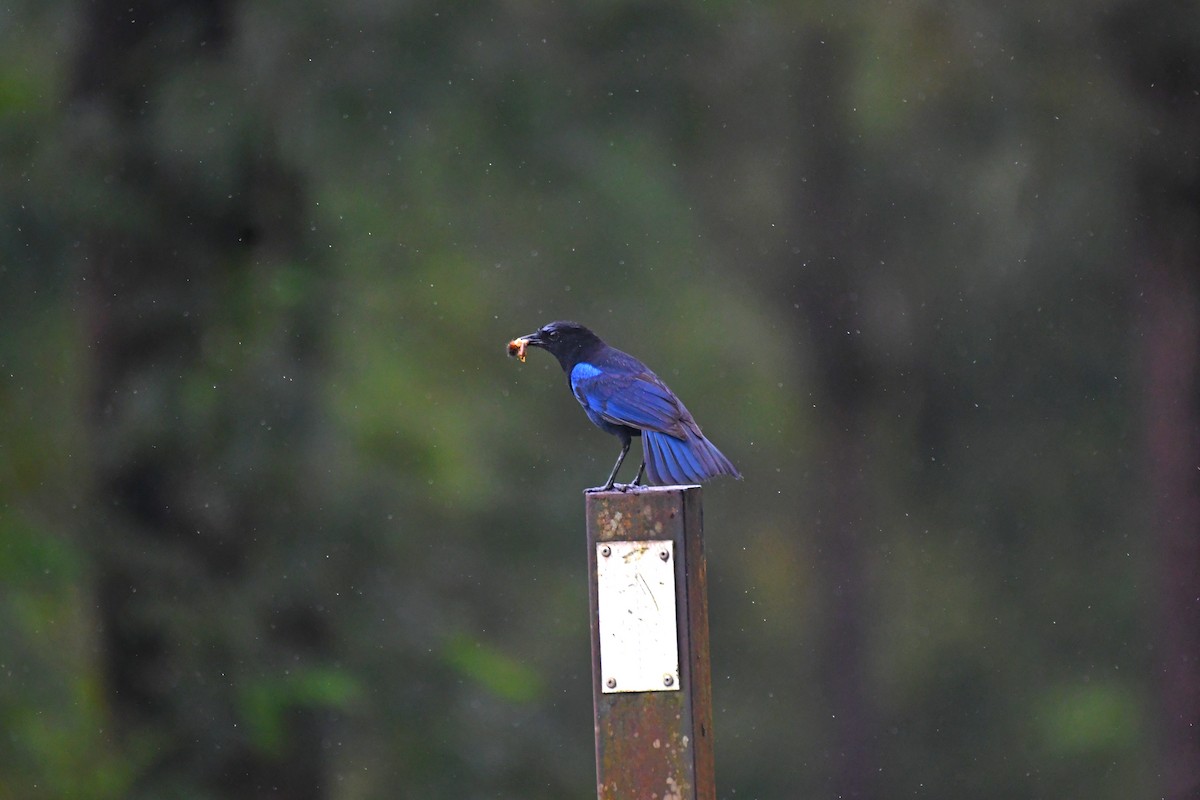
xmin=570 ymin=361 xmax=687 ymax=437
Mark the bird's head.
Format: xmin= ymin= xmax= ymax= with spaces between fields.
xmin=508 ymin=320 xmax=603 ymax=371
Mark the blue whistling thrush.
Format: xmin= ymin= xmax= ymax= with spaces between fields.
xmin=508 ymin=321 xmax=741 ymax=491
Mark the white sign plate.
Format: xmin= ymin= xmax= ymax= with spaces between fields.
xmin=596 ymin=540 xmax=680 ymax=694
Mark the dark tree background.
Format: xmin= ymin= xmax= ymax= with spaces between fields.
xmin=1 ymin=1 xmax=1196 ymax=798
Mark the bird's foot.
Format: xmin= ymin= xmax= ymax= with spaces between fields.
xmin=586 ymin=482 xmax=645 ymax=493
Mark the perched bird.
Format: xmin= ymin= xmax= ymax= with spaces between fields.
xmin=508 ymin=321 xmax=741 ymax=490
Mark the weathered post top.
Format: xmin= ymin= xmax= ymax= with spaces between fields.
xmin=585 ymin=485 xmax=715 ymax=800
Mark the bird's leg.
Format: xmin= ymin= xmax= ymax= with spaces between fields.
xmin=600 ymin=437 xmax=631 ymax=491
xmin=631 ymin=461 xmax=646 ymax=487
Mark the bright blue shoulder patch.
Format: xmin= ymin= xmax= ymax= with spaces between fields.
xmin=570 ymin=362 xmax=603 ymax=387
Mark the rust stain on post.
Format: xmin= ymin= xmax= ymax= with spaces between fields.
xmin=586 ymin=486 xmax=716 ymax=800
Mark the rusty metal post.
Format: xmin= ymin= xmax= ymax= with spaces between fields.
xmin=586 ymin=485 xmax=715 ymax=800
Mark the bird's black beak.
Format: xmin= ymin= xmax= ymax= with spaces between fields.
xmin=507 ymin=330 xmax=543 ymax=362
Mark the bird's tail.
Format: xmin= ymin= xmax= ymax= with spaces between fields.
xmin=642 ymin=429 xmax=741 ymax=486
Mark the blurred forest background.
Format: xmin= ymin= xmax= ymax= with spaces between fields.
xmin=2 ymin=1 xmax=1198 ymax=798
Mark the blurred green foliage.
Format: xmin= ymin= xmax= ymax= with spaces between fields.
xmin=1 ymin=0 xmax=1196 ymax=798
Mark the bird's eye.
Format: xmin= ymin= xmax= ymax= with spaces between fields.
xmin=547 ymin=330 xmax=560 ymax=342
